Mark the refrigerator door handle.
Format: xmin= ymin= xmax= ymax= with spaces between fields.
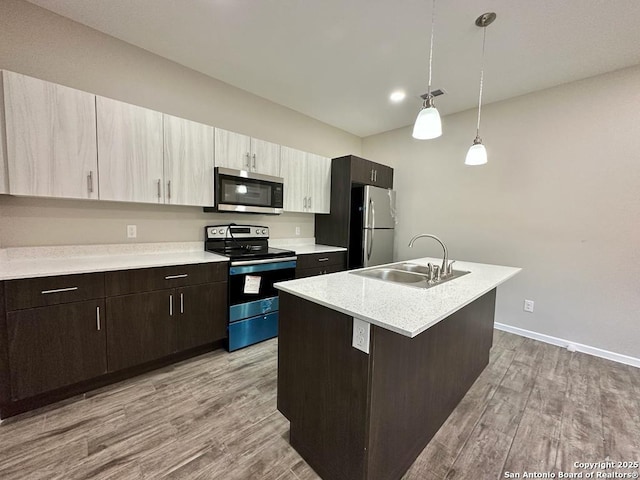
xmin=366 ymin=198 xmax=375 ymax=261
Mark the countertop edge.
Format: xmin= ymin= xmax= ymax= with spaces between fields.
xmin=0 ymin=252 xmax=229 ymax=281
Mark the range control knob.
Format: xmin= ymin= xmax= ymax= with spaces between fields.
xmin=218 ymin=228 xmax=226 ymax=234
xmin=261 ymin=229 xmax=267 ymax=234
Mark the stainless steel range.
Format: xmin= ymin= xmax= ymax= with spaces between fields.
xmin=205 ymin=224 xmax=297 ymax=351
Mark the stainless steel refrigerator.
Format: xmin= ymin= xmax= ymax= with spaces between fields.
xmin=349 ymin=185 xmax=396 ymax=268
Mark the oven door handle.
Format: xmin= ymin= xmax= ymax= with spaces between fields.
xmin=229 ymin=259 xmax=297 ymax=275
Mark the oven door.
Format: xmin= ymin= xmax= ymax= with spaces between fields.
xmin=228 ymin=258 xmax=297 ymax=320
xmin=215 ymin=167 xmax=284 ymax=214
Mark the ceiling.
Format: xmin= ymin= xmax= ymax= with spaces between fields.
xmin=26 ymin=0 xmax=640 ymax=138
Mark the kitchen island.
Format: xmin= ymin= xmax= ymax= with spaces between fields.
xmin=275 ymin=257 xmax=520 ymax=480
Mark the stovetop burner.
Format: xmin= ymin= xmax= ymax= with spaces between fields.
xmin=204 ymin=224 xmax=296 ymax=262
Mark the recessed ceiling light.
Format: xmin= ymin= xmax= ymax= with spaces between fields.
xmin=389 ymin=90 xmax=406 ymax=103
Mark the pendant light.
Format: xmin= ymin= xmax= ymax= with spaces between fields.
xmin=465 ymin=12 xmax=496 ymax=166
xmin=412 ymin=0 xmax=442 ymax=140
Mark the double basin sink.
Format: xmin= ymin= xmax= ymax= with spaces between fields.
xmin=351 ymin=262 xmax=469 ymax=289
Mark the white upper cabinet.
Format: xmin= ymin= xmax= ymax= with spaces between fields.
xmin=96 ymin=96 xmax=164 ymax=204
xmin=306 ymin=153 xmax=331 ymax=214
xmin=214 ymin=128 xmax=251 ymax=171
xmin=2 ymin=71 xmax=98 ymax=199
xmin=215 ymin=128 xmax=280 ymax=176
xmin=280 ymin=146 xmax=307 ymax=213
xmin=0 ymin=73 xmax=8 ymax=194
xmin=280 ymin=146 xmax=331 ymax=214
xmin=163 ymin=114 xmax=214 ymax=207
xmin=250 ymin=137 xmax=280 ymax=176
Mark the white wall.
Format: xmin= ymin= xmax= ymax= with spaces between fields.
xmin=363 ymin=65 xmax=640 ymax=359
xmin=0 ymin=0 xmax=361 ymax=247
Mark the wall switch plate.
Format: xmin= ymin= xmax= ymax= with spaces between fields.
xmin=127 ymin=225 xmax=137 ymax=238
xmin=524 ymin=299 xmax=534 ymax=312
xmin=352 ymin=317 xmax=370 ymax=354
xmin=295 ymin=226 xmax=300 ymax=236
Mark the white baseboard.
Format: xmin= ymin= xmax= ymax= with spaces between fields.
xmin=494 ymin=322 xmax=640 ymax=369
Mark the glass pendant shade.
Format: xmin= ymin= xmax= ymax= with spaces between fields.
xmin=412 ymin=105 xmax=442 ymax=139
xmin=465 ymin=141 xmax=487 ymax=165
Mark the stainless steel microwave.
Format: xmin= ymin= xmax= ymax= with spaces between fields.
xmin=211 ymin=167 xmax=284 ymax=214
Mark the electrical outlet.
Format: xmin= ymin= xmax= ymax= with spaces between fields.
xmin=295 ymin=226 xmax=300 ymax=236
xmin=352 ymin=318 xmax=370 ymax=354
xmin=523 ymin=299 xmax=534 ymax=313
xmin=127 ymin=225 xmax=137 ymax=239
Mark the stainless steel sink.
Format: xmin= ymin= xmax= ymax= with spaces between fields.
xmin=351 ymin=262 xmax=470 ymax=289
xmin=357 ymin=268 xmax=425 ymax=283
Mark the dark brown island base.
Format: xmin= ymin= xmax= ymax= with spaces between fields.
xmin=275 ymin=258 xmax=521 ymax=480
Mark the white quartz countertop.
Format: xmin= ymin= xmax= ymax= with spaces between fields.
xmin=0 ymin=243 xmax=228 ymax=280
xmin=269 ymin=239 xmax=346 ymax=255
xmin=275 ymin=257 xmax=521 ymax=338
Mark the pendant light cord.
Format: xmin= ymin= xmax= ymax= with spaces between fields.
xmin=475 ymin=25 xmax=487 ymax=137
xmin=427 ymin=0 xmax=436 ymax=96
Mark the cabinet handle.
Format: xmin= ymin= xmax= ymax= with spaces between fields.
xmin=167 ymin=180 xmax=171 ymax=200
xmin=87 ymin=171 xmax=94 ymax=194
xmin=375 ymin=170 xmax=378 ymax=182
xmin=165 ymin=274 xmax=188 ymax=280
xmin=303 ymin=197 xmax=307 ymax=209
xmin=41 ymin=286 xmax=78 ymax=295
xmin=252 ymin=153 xmax=256 ymax=170
xmin=96 ymin=306 xmax=101 ymax=331
xmin=370 ymin=169 xmax=374 ymax=181
xmin=180 ymin=293 xmax=184 ymax=314
xmin=245 ymin=152 xmax=251 ymax=170
xmin=308 ymin=196 xmax=312 ymax=209
xmin=318 ymin=257 xmax=329 ymax=262
xmin=169 ymin=294 xmax=173 ymax=316
xmin=157 ymin=179 xmax=161 ymax=199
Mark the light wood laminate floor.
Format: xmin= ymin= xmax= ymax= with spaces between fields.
xmin=1 ymin=331 xmax=639 ymax=480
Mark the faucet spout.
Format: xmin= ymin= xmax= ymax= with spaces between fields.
xmin=408 ymin=234 xmax=449 ymax=276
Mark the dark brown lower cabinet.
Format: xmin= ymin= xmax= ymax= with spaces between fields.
xmin=7 ymin=300 xmax=107 ymax=400
xmin=106 ymin=290 xmax=175 ymax=372
xmin=177 ymin=283 xmax=227 ymax=351
xmin=107 ymin=283 xmax=228 ymax=372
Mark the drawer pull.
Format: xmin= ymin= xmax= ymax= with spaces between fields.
xmin=317 ymin=258 xmax=330 ymax=262
xmin=96 ymin=306 xmax=101 ymax=331
xmin=180 ymin=293 xmax=184 ymax=314
xmin=41 ymin=286 xmax=78 ymax=295
xmin=165 ymin=274 xmax=188 ymax=280
xmin=170 ymin=294 xmax=173 ymax=316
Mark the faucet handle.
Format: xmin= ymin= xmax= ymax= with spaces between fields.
xmin=446 ymin=260 xmax=455 ymax=276
xmin=433 ymin=265 xmax=441 ymax=282
xmin=427 ymin=263 xmax=435 ymax=283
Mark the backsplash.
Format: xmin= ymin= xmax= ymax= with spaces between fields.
xmin=0 ymin=195 xmax=315 ymax=248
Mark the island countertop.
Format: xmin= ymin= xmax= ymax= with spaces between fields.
xmin=275 ymin=257 xmax=521 ymax=338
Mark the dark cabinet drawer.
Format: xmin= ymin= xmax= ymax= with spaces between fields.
xmin=105 ymin=262 xmax=228 ymax=296
xmin=296 ymin=251 xmax=346 ymax=270
xmin=5 ymin=273 xmax=105 ymax=311
xmin=296 ymin=263 xmax=345 ymax=279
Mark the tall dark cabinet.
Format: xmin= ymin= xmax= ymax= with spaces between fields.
xmin=315 ymin=155 xmax=394 ymax=268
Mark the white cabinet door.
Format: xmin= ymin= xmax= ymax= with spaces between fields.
xmin=307 ymin=153 xmax=331 ymax=214
xmin=96 ymin=96 xmax=163 ymax=204
xmin=0 ymin=73 xmax=8 ymax=194
xmin=250 ymin=138 xmax=280 ymax=176
xmin=214 ymin=128 xmax=251 ymax=171
xmin=164 ymin=114 xmax=214 ymax=207
xmin=280 ymin=146 xmax=307 ymax=213
xmin=3 ymin=71 xmax=98 ymax=199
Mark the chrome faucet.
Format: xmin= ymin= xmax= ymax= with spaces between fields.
xmin=408 ymin=234 xmax=453 ymax=277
